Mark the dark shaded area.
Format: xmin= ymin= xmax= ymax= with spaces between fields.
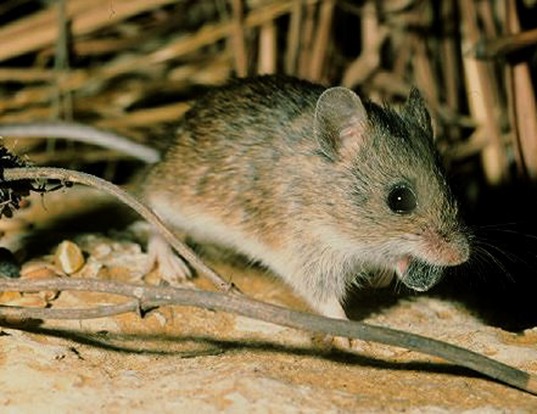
xmin=436 ymin=178 xmax=537 ymax=332
xmin=345 ymin=285 xmax=404 ymax=322
xmin=0 ymin=247 xmax=21 ymax=278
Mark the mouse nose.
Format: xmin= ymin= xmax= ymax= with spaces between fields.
xmin=445 ymin=235 xmax=471 ymax=265
xmin=424 ymin=228 xmax=471 ymax=266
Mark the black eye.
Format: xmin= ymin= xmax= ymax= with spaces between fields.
xmin=387 ymin=184 xmax=417 ymax=214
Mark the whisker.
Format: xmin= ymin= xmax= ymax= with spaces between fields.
xmin=474 ymin=235 xmax=537 ymax=269
xmin=470 ymin=244 xmax=515 ymax=283
xmin=392 ymin=277 xmax=405 ymax=294
xmin=477 ymin=226 xmax=537 ymax=243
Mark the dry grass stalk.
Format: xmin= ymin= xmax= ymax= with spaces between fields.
xmin=231 ymin=0 xmax=249 ymax=76
xmin=474 ymin=27 xmax=537 ymax=59
xmin=341 ymin=2 xmax=384 ymax=89
xmin=285 ymin=0 xmax=303 ymax=74
xmin=307 ymin=0 xmax=336 ymax=81
xmin=459 ymin=0 xmax=508 ymax=184
xmin=505 ymin=0 xmax=537 ymax=179
xmin=0 ymin=0 xmax=534 ymax=186
xmin=258 ymin=21 xmax=277 ymax=74
xmin=96 ymin=102 xmax=191 ymax=129
xmin=0 ymin=0 xmax=180 ymax=61
xmin=297 ymin=2 xmax=317 ymax=78
xmin=439 ymin=0 xmax=461 ymax=142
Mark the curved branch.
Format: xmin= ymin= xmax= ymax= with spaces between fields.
xmin=0 ymin=122 xmax=160 ymax=163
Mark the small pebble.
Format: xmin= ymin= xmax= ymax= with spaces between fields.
xmin=19 ymin=261 xmax=62 ymax=303
xmin=54 ymin=240 xmax=85 ymax=274
xmin=0 ymin=291 xmax=23 ymax=304
xmin=1 ymin=294 xmax=48 ymax=308
xmin=20 ymin=261 xmax=59 ymax=279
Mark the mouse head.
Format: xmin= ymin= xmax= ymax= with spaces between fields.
xmin=314 ymin=87 xmax=470 ymax=291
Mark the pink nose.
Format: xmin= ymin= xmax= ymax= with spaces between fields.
xmin=437 ymin=231 xmax=471 ymax=266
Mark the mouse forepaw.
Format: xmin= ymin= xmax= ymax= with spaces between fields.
xmin=327 ymin=336 xmax=372 ymax=354
xmin=314 ymin=296 xmax=383 ymax=354
xmin=145 ymin=233 xmax=193 ymax=285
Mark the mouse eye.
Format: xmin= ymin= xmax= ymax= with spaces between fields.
xmin=387 ymin=184 xmax=417 ymax=214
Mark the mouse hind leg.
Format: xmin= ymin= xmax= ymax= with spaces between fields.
xmin=128 ymin=220 xmax=193 ymax=285
xmin=145 ymin=231 xmax=193 ymax=285
xmin=300 ymin=288 xmax=355 ymax=349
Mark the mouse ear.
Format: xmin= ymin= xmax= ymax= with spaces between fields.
xmin=403 ymin=88 xmax=433 ymax=139
xmin=314 ymin=86 xmax=368 ymax=160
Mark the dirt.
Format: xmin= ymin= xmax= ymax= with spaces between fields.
xmin=1 ymin=190 xmax=537 ymax=413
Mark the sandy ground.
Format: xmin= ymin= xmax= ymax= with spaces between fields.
xmin=1 ymin=189 xmax=537 ymax=413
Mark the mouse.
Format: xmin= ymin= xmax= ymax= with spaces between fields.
xmin=138 ymin=74 xmax=471 ymax=321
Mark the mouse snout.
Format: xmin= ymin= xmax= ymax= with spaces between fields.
xmin=423 ymin=228 xmax=471 ymax=267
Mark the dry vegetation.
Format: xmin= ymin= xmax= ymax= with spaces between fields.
xmin=0 ymin=0 xmax=535 ymax=183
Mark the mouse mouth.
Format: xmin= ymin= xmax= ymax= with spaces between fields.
xmin=395 ymin=256 xmax=444 ymax=292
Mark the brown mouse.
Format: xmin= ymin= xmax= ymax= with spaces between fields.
xmin=140 ymin=75 xmax=470 ymax=320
